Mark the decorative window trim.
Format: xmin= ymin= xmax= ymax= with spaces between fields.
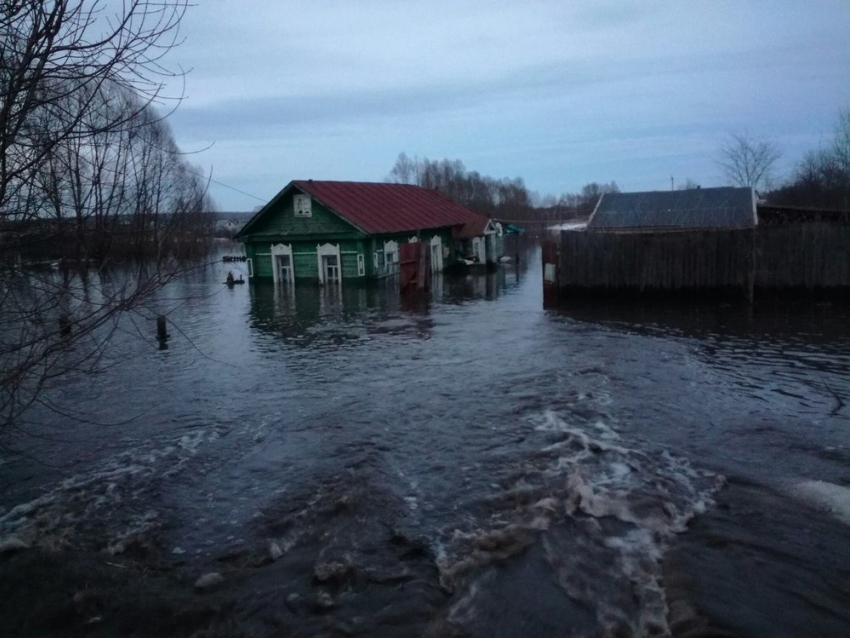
xmin=316 ymin=243 xmax=342 ymax=285
xmin=270 ymin=243 xmax=294 ymax=284
xmin=429 ymin=235 xmax=443 ymax=272
xmin=383 ymin=240 xmax=399 ymax=274
xmin=246 ymin=258 xmax=254 ymax=278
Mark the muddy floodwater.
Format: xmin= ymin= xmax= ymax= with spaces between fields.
xmin=1 ymin=245 xmax=849 ymax=638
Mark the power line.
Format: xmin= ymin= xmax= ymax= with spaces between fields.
xmin=200 ymin=173 xmax=267 ymax=203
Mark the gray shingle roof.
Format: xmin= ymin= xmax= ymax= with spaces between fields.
xmin=588 ymin=187 xmax=756 ymax=231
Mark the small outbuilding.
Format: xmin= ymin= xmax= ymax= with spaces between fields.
xmin=549 ymin=185 xmax=850 ymax=300
xmin=587 ymin=186 xmax=757 ymax=232
xmin=236 ymin=180 xmax=494 ymax=284
xmin=453 ymin=216 xmax=504 ymax=266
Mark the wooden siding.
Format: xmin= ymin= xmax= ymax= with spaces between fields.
xmin=243 ymin=215 xmax=457 ymax=282
xmin=293 ymin=251 xmax=317 ymax=280
xmin=364 ymin=229 xmax=456 ymax=279
xmin=250 ymin=245 xmax=273 ymax=279
xmin=246 ymin=190 xmax=361 ymax=238
xmin=246 ymin=239 xmax=366 ymax=281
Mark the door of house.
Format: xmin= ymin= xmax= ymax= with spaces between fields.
xmin=322 ymin=254 xmax=340 ymax=283
xmin=276 ymin=254 xmax=293 ymax=284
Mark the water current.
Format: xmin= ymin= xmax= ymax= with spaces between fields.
xmin=1 ymin=244 xmax=848 ymax=637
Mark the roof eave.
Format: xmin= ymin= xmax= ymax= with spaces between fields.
xmin=586 ymin=194 xmax=605 ymax=228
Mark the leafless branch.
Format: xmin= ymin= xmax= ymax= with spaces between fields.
xmin=717 ymin=130 xmax=781 ymax=192
xmin=0 ymin=1 xmax=217 ymax=443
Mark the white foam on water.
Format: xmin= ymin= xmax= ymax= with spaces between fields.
xmin=438 ymin=410 xmax=723 ymax=637
xmin=0 ymin=422 xmax=251 ymax=554
xmin=791 ymin=480 xmax=850 ymax=525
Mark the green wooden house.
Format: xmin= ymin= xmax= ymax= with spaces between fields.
xmin=236 ymin=180 xmax=493 ymax=284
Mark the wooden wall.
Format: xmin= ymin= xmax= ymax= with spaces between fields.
xmin=558 ymin=229 xmax=755 ymax=294
xmin=556 ymin=222 xmax=849 ymax=296
xmin=755 ymin=223 xmax=850 ymax=289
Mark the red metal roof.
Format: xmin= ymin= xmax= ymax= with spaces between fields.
xmin=291 ymin=180 xmax=485 ymax=235
xmin=453 ymin=215 xmax=491 ymax=240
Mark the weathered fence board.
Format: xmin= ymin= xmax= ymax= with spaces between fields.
xmin=755 ymin=223 xmax=850 ymax=289
xmin=556 ymin=222 xmax=849 ymax=298
xmin=558 ymin=229 xmax=754 ymax=294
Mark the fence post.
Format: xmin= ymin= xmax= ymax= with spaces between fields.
xmin=156 ymin=315 xmax=168 ymax=341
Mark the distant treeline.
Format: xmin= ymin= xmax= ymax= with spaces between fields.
xmin=767 ymin=110 xmax=850 ymax=210
xmin=387 ymin=153 xmax=619 ymax=227
xmin=389 ymin=109 xmax=850 ymax=226
xmin=1 ymin=56 xmax=214 ymax=264
xmin=1 ymin=0 xmax=213 ymax=441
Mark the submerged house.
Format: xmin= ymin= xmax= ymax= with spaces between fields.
xmin=454 ymin=215 xmax=505 ymax=266
xmin=548 ymin=185 xmax=850 ymax=299
xmin=236 ymin=180 xmax=496 ymax=284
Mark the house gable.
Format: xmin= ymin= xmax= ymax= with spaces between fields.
xmin=238 ymin=184 xmax=363 ymax=240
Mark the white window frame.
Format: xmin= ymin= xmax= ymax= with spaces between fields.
xmin=293 ymin=194 xmax=312 ymax=218
xmin=384 ymin=240 xmax=399 ymax=275
xmin=357 ymin=253 xmax=365 ymax=276
xmin=429 ymin=235 xmax=443 ymax=272
xmin=270 ymin=243 xmax=294 ymax=285
xmin=473 ymin=236 xmax=485 ymax=263
xmin=246 ymin=257 xmax=254 ymax=278
xmin=316 ymin=242 xmax=342 ymax=285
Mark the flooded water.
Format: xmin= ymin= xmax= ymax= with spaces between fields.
xmin=1 ymin=245 xmax=849 ymax=637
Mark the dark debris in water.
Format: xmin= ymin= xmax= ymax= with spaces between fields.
xmin=0 ymin=518 xmax=458 ymax=638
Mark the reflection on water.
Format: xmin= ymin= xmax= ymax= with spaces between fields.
xmin=547 ymin=296 xmax=850 ymax=423
xmin=1 ymin=244 xmax=849 ymax=637
xmin=246 ymin=268 xmax=515 ymax=349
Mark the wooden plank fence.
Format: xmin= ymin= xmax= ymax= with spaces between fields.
xmin=755 ymin=223 xmax=850 ymax=289
xmin=555 ymin=222 xmax=850 ymax=298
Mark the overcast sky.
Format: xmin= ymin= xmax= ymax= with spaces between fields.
xmin=165 ymin=1 xmax=850 ymax=210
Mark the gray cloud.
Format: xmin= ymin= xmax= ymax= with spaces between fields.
xmin=164 ymin=1 xmax=850 ymax=209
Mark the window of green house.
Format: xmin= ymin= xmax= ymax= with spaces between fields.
xmin=293 ymin=194 xmax=312 ymax=218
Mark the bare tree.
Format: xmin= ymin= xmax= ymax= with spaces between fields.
xmin=767 ymin=108 xmax=850 ymax=210
xmin=0 ymin=1 xmax=213 ymax=442
xmin=387 ymin=152 xmax=535 ymax=219
xmin=717 ymin=131 xmax=781 ymax=192
xmin=387 ymin=152 xmax=421 ymax=185
xmin=833 ymin=108 xmax=850 ymax=174
xmin=1 ymin=1 xmax=190 ymax=218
